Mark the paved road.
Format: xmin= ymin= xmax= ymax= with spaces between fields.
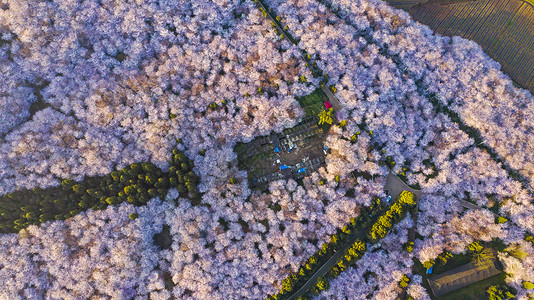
xmin=286 ymin=173 xmax=418 ymax=299
xmin=321 ymin=86 xmax=343 ymax=117
xmin=384 ymin=172 xmax=422 ymax=201
xmin=255 ymin=0 xmax=345 ymax=116
xmin=458 ymin=199 xmax=500 ymax=217
xmin=287 ymin=238 xmax=354 ymax=300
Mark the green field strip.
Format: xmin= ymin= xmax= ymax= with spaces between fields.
xmin=508 ymin=4 xmax=531 ymax=40
xmin=388 ymin=1 xmax=419 ymax=10
xmin=440 ymin=2 xmax=470 ymax=36
xmin=486 ymin=24 xmax=524 ymax=63
xmin=506 ymin=51 xmax=524 ymax=80
xmin=500 ymin=41 xmax=524 ymax=72
xmin=444 ymin=2 xmax=476 ymax=36
xmin=495 ymin=0 xmax=522 ymax=30
xmin=474 ymin=5 xmax=505 ymax=49
xmin=409 ymin=3 xmax=429 ymax=19
xmin=481 ymin=0 xmax=514 ymax=39
xmin=513 ymin=53 xmax=534 ymax=87
xmin=488 ymin=0 xmax=523 ymax=40
xmin=528 ymin=73 xmax=534 ymax=90
xmin=522 ymin=19 xmax=534 ymax=49
xmin=484 ymin=25 xmax=512 ymax=58
xmin=514 ymin=5 xmax=534 ymax=40
xmin=431 ymin=4 xmax=459 ymax=31
xmin=509 ymin=50 xmax=531 ymax=79
xmin=518 ymin=49 xmax=534 ymax=76
xmin=523 ymin=63 xmax=534 ymax=89
xmin=456 ymin=0 xmax=490 ymax=35
xmin=452 ymin=1 xmax=484 ymax=36
xmin=425 ymin=4 xmax=460 ymax=35
xmin=515 ymin=56 xmax=534 ymax=89
xmin=415 ymin=1 xmax=438 ymax=23
xmin=494 ymin=33 xmax=519 ymax=62
xmin=495 ymin=39 xmax=519 ymax=72
xmin=504 ymin=4 xmax=528 ymax=46
xmin=504 ymin=29 xmax=528 ymax=65
xmin=464 ymin=1 xmax=502 ymax=41
xmin=415 ymin=3 xmax=436 ymax=25
xmin=424 ymin=4 xmax=448 ymax=29
xmin=476 ymin=8 xmax=502 ymax=44
xmin=494 ymin=40 xmax=513 ymax=65
xmin=476 ymin=0 xmax=510 ymax=44
xmin=523 ymin=34 xmax=534 ymax=56
xmin=447 ymin=2 xmax=480 ymax=36
xmin=478 ymin=5 xmax=516 ymax=54
xmin=418 ymin=2 xmax=440 ymax=24
xmin=503 ymin=3 xmax=525 ymax=32
xmin=431 ymin=4 xmax=460 ymax=32
xmin=462 ymin=0 xmax=494 ymax=38
xmin=477 ymin=25 xmax=501 ymax=55
xmin=522 ymin=63 xmax=534 ymax=88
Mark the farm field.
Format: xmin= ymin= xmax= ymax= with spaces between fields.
xmin=385 ymin=0 xmax=534 ymax=94
xmin=385 ymin=0 xmax=429 ymax=11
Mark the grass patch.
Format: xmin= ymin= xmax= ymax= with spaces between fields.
xmin=414 ymin=242 xmax=508 ymax=299
xmin=296 ymin=88 xmax=327 ymax=107
xmin=304 ymin=102 xmax=326 ymax=118
xmin=432 ymin=252 xmax=471 ymax=274
xmin=437 ymin=272 xmax=506 ymax=300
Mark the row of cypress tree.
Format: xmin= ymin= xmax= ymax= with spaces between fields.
xmin=0 ymin=147 xmax=199 ymax=233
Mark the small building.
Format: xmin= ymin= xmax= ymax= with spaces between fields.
xmin=427 ymin=260 xmax=501 ymax=297
xmin=324 ymin=101 xmax=332 ymax=109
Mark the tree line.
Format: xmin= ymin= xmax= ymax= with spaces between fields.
xmin=0 ymin=147 xmax=199 ymax=233
xmin=267 ymin=191 xmax=416 ymax=300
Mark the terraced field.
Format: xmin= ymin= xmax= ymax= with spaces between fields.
xmin=385 ymin=0 xmax=534 ymax=94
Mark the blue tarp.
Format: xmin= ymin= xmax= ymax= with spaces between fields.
xmin=324 ymin=146 xmax=328 ymax=151
xmin=274 ymin=147 xmax=279 ymax=153
xmin=297 ymin=168 xmax=306 ymax=173
xmin=426 ymin=266 xmax=433 ymax=274
xmin=280 ymin=165 xmax=289 ymax=170
xmin=288 ymin=148 xmax=292 ymax=152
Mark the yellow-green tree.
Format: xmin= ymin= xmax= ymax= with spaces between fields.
xmin=472 ymin=248 xmax=495 ymax=267
xmin=318 ymin=108 xmax=334 ymax=125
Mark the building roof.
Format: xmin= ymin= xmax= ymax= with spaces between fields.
xmin=324 ymin=101 xmax=332 ymax=109
xmin=427 ymin=260 xmax=501 ymax=297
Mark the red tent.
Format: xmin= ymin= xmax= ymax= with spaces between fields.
xmin=324 ymin=101 xmax=332 ymax=109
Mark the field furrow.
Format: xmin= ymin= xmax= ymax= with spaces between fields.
xmin=464 ymin=1 xmax=502 ymax=41
xmin=399 ymin=0 xmax=534 ymax=92
xmin=462 ymin=0 xmax=493 ymax=38
xmin=441 ymin=3 xmax=470 ymax=36
xmin=425 ymin=4 xmax=448 ymax=29
xmin=450 ymin=2 xmax=482 ymax=36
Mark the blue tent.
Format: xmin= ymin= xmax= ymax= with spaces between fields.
xmin=280 ymin=165 xmax=289 ymax=170
xmin=274 ymin=147 xmax=279 ymax=153
xmin=426 ymin=266 xmax=433 ymax=274
xmin=297 ymin=168 xmax=306 ymax=173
